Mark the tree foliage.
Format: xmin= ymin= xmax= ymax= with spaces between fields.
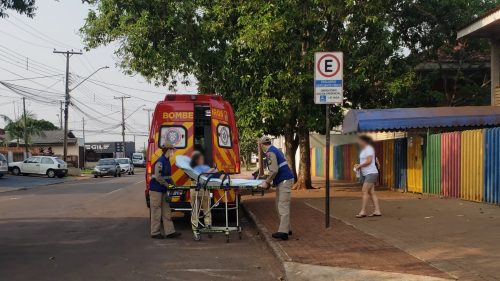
xmin=80 ymin=0 xmax=497 ymax=188
xmin=0 ymin=0 xmax=36 ymax=18
xmin=1 ymin=113 xmax=56 ymax=146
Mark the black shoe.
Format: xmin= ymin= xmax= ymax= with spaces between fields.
xmin=165 ymin=232 xmax=182 ymax=239
xmin=151 ymin=234 xmax=164 ymax=239
xmin=272 ymin=232 xmax=289 ymax=240
xmin=288 ymin=231 xmax=293 ymax=236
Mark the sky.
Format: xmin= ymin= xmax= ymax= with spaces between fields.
xmin=0 ymin=1 xmax=197 ymax=150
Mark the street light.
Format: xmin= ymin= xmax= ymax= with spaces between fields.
xmin=70 ymin=66 xmax=109 ymax=92
xmin=62 ymin=66 xmax=109 ymax=163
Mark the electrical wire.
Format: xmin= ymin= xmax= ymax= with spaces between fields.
xmin=2 ymin=74 xmax=62 ymax=82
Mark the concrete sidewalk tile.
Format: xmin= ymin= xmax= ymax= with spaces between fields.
xmin=285 ymin=262 xmax=451 ymax=281
xmin=243 ymin=191 xmax=452 ymax=280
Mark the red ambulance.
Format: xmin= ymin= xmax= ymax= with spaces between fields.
xmin=145 ymin=94 xmax=241 ymax=213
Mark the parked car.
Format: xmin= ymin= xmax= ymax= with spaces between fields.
xmin=116 ymin=158 xmax=134 ymax=175
xmin=0 ymin=153 xmax=7 ymax=178
xmin=132 ymin=153 xmax=145 ymax=167
xmin=93 ymin=158 xmax=121 ymax=178
xmin=9 ymin=156 xmax=68 ymax=178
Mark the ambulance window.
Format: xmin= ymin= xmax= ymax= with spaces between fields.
xmin=217 ymin=124 xmax=232 ymax=148
xmin=159 ymin=126 xmax=187 ymax=148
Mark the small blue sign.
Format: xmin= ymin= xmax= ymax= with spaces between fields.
xmin=315 ymin=80 xmax=343 ymax=87
xmin=320 ymin=95 xmax=326 ymax=102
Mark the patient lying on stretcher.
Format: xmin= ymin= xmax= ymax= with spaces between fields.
xmin=190 ymin=151 xmax=221 ymax=177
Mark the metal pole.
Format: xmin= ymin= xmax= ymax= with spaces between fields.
xmin=115 ymin=96 xmax=130 ymax=158
xmin=53 ymin=49 xmax=82 ymax=161
xmin=63 ymin=52 xmax=70 ymax=161
xmin=325 ymin=104 xmax=331 ymax=228
xmin=59 ymin=101 xmax=63 ymax=129
xmin=82 ymin=117 xmax=85 ymax=169
xmin=22 ymin=97 xmax=28 ymax=156
xmin=143 ymin=108 xmax=153 ymax=130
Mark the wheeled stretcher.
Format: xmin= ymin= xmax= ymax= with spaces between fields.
xmin=174 ymin=156 xmax=264 ymax=242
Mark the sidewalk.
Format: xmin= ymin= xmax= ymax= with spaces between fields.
xmin=243 ymin=176 xmax=500 ymax=281
xmin=242 ymin=185 xmax=452 ymax=281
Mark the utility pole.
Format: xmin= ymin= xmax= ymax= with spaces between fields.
xmin=59 ymin=101 xmax=63 ymax=129
xmin=115 ymin=96 xmax=131 ymax=158
xmin=143 ymin=108 xmax=153 ymax=129
xmin=53 ymin=49 xmax=82 ymax=161
xmin=22 ymin=97 xmax=28 ymax=156
xmin=82 ymin=117 xmax=86 ymax=169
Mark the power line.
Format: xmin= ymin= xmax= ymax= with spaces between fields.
xmin=0 ymin=45 xmax=64 ymax=74
xmin=9 ymin=15 xmax=78 ymax=50
xmin=2 ymin=74 xmax=62 ymax=82
xmin=0 ymin=30 xmax=54 ymax=49
xmin=85 ymin=79 xmax=158 ymax=104
xmin=88 ymin=78 xmax=166 ymax=95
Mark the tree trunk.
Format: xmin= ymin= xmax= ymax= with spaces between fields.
xmin=294 ymin=123 xmax=313 ymax=190
xmin=284 ymin=129 xmax=299 ymax=182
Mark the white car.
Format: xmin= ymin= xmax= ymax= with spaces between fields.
xmin=116 ymin=158 xmax=134 ymax=175
xmin=9 ymin=156 xmax=68 ymax=178
xmin=0 ymin=153 xmax=7 ymax=178
xmin=132 ymin=153 xmax=146 ymax=167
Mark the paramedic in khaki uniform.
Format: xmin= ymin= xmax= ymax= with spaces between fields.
xmin=149 ymin=143 xmax=181 ymax=239
xmin=260 ymin=136 xmax=294 ymax=241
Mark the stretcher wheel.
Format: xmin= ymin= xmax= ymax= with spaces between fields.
xmin=193 ymin=232 xmax=201 ymax=241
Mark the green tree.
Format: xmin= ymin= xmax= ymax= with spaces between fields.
xmin=80 ymin=0 xmax=496 ymax=190
xmin=389 ymin=0 xmax=497 ymax=107
xmin=0 ymin=0 xmax=36 ymax=18
xmin=1 ymin=113 xmax=56 ymax=147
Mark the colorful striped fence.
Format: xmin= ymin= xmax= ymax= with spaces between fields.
xmin=424 ymin=134 xmax=441 ymax=195
xmin=313 ymin=128 xmax=500 ymax=205
xmin=407 ymin=135 xmax=423 ymax=193
xmin=484 ymin=128 xmax=500 ymax=204
xmin=441 ymin=132 xmax=461 ymax=198
xmin=461 ymin=130 xmax=483 ymax=202
xmin=394 ymin=138 xmax=407 ymax=191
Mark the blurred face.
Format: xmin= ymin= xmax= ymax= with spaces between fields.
xmin=164 ymin=148 xmax=175 ymax=157
xmin=196 ymin=155 xmax=205 ymax=166
xmin=260 ymin=143 xmax=270 ymax=151
xmin=358 ymin=138 xmax=368 ymax=148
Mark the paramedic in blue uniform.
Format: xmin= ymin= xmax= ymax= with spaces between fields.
xmin=259 ymin=136 xmax=294 ymax=241
xmin=149 ymin=142 xmax=181 ymax=239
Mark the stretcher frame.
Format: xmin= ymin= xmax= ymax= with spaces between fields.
xmin=168 ymin=172 xmax=263 ymax=242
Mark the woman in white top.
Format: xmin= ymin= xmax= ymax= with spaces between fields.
xmin=354 ymin=135 xmax=382 ymax=218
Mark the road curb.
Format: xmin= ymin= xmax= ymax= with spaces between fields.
xmin=241 ymin=202 xmax=291 ymax=280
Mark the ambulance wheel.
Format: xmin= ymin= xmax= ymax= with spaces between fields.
xmin=193 ymin=232 xmax=201 ymax=241
xmin=94 ymin=175 xmax=98 ymax=178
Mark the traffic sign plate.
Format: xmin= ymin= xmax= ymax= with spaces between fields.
xmin=314 ymin=52 xmax=343 ymax=104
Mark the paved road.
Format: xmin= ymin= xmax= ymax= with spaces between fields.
xmin=0 ymin=174 xmax=283 ymax=281
xmin=0 ymin=174 xmax=69 ymax=191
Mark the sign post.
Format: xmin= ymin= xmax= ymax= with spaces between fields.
xmin=314 ymin=52 xmax=343 ymax=228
